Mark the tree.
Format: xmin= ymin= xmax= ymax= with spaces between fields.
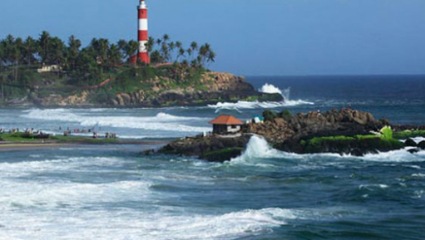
xmin=38 ymin=31 xmax=51 ymax=64
xmin=162 ymin=34 xmax=170 ymax=43
xmin=22 ymin=37 xmax=37 ymax=65
xmin=161 ymin=42 xmax=170 ymax=62
xmin=168 ymin=41 xmax=175 ymax=61
xmin=125 ymin=40 xmax=139 ymax=62
xmin=190 ymin=41 xmax=198 ymax=52
xmin=67 ymin=35 xmax=81 ymax=71
xmin=177 ymin=47 xmax=186 ymax=62
xmin=108 ymin=44 xmax=121 ymax=67
xmin=150 ymin=50 xmax=163 ymax=64
xmin=146 ymin=37 xmax=155 ymax=53
xmin=90 ymin=38 xmax=110 ymax=65
xmin=48 ymin=37 xmax=66 ymax=65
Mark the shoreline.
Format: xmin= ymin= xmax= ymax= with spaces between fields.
xmin=0 ymin=138 xmax=173 ymax=152
xmin=0 ymin=142 xmax=74 ymax=151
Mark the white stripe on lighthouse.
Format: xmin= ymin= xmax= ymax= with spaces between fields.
xmin=138 ymin=19 xmax=148 ymax=31
xmin=139 ymin=41 xmax=148 ymax=52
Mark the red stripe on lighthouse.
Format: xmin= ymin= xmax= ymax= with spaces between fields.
xmin=138 ymin=31 xmax=148 ymax=41
xmin=139 ymin=9 xmax=148 ymax=19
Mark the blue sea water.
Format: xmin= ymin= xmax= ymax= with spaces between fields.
xmin=0 ymin=75 xmax=424 ymax=239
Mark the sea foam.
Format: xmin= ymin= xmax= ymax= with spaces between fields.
xmin=21 ymin=109 xmax=210 ymax=133
xmin=209 ymin=83 xmax=313 ymax=111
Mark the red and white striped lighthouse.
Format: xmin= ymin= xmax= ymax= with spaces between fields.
xmin=138 ymin=0 xmax=150 ymax=64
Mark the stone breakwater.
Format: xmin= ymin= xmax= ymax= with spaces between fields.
xmin=159 ymin=109 xmax=425 ymax=161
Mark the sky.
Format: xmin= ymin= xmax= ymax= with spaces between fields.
xmin=1 ymin=0 xmax=425 ymax=76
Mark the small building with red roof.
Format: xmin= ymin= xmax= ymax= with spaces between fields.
xmin=209 ymin=115 xmax=244 ymax=135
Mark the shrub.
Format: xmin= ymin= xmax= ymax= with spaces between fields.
xmin=380 ymin=126 xmax=393 ymax=141
xmin=279 ymin=110 xmax=292 ymax=121
xmin=263 ymin=110 xmax=278 ymax=122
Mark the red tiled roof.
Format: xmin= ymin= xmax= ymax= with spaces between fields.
xmin=209 ymin=115 xmax=243 ymax=125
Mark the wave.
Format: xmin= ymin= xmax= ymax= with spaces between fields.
xmin=259 ymin=83 xmax=284 ymax=95
xmin=209 ymin=83 xmax=313 ymax=111
xmin=230 ymin=136 xmax=425 ymax=167
xmin=21 ymin=109 xmax=210 ymax=133
xmin=359 ymin=148 xmax=425 ymax=163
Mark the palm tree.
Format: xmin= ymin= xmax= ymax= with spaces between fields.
xmin=146 ymin=37 xmax=155 ymax=53
xmin=177 ymin=48 xmax=185 ymax=62
xmin=186 ymin=48 xmax=193 ymax=61
xmin=38 ymin=31 xmax=51 ymax=64
xmin=125 ymin=40 xmax=139 ymax=63
xmin=168 ymin=41 xmax=176 ymax=61
xmin=108 ymin=44 xmax=122 ymax=66
xmin=22 ymin=37 xmax=37 ymax=65
xmin=162 ymin=34 xmax=170 ymax=43
xmin=156 ymin=38 xmax=162 ymax=47
xmin=67 ymin=35 xmax=81 ymax=71
xmin=207 ymin=50 xmax=216 ymax=63
xmin=190 ymin=41 xmax=198 ymax=52
xmin=117 ymin=39 xmax=128 ymax=62
xmin=48 ymin=37 xmax=66 ymax=65
xmin=161 ymin=42 xmax=169 ymax=62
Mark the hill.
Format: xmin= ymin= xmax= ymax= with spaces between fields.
xmin=0 ymin=32 xmax=281 ymax=107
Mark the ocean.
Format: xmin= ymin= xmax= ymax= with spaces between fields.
xmin=0 ymin=75 xmax=424 ymax=239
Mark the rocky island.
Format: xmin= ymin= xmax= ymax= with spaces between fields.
xmin=159 ymin=109 xmax=425 ymax=161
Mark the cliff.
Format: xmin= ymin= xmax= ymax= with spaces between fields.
xmin=4 ymin=67 xmax=281 ymax=107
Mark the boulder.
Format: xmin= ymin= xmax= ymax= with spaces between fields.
xmin=404 ymin=138 xmax=417 ymax=147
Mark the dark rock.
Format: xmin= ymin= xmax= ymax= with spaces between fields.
xmin=159 ymin=134 xmax=251 ymax=161
xmin=404 ymin=138 xmax=417 ymax=147
xmin=350 ymin=148 xmax=364 ymax=157
xmin=142 ymin=149 xmax=155 ymax=156
xmin=418 ymin=141 xmax=425 ymax=150
xmin=408 ymin=148 xmax=420 ymax=154
xmin=201 ymin=147 xmax=244 ymax=162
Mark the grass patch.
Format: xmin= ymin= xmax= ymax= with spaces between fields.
xmin=394 ymin=130 xmax=425 ymax=139
xmin=0 ymin=132 xmax=119 ymax=144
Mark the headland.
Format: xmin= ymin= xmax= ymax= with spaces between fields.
xmin=0 ymin=33 xmax=280 ymax=108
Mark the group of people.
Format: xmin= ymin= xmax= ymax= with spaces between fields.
xmin=61 ymin=127 xmax=117 ymax=139
xmin=0 ymin=128 xmax=43 ymax=135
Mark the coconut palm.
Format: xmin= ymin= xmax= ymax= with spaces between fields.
xmin=67 ymin=35 xmax=81 ymax=70
xmin=38 ymin=31 xmax=51 ymax=64
xmin=22 ymin=37 xmax=37 ymax=65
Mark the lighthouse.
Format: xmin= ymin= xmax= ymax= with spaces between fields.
xmin=138 ymin=0 xmax=150 ymax=64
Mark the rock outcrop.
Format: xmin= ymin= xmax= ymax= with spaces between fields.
xmin=246 ymin=108 xmax=383 ymax=144
xmin=159 ymin=134 xmax=252 ymax=162
xmin=159 ymin=109 xmax=417 ymax=161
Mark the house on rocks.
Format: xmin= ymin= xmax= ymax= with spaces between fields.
xmin=209 ymin=115 xmax=244 ymax=135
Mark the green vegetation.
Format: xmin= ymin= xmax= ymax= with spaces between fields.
xmin=0 ymin=32 xmax=216 ymax=104
xmin=262 ymin=109 xmax=292 ymax=122
xmin=0 ymin=132 xmax=118 ymax=144
xmin=380 ymin=126 xmax=393 ymax=140
xmin=300 ymin=127 xmax=405 ymax=154
xmin=393 ymin=129 xmax=425 ymax=139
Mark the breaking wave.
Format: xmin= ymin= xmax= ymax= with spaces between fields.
xmin=21 ymin=109 xmax=210 ymax=133
xmin=209 ymin=83 xmax=313 ymax=111
xmin=230 ymin=136 xmax=425 ymax=167
xmin=259 ymin=83 xmax=285 ymax=95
